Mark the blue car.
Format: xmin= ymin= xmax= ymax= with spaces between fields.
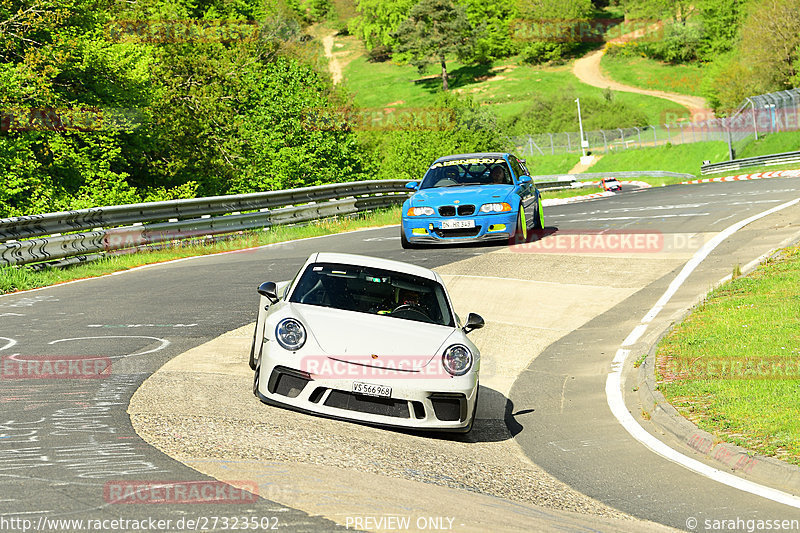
xmin=400 ymin=152 xmax=544 ymax=248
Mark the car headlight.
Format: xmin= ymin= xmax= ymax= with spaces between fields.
xmin=442 ymin=344 xmax=472 ymax=376
xmin=275 ymin=318 xmax=306 ymax=351
xmin=406 ymin=206 xmax=435 ymax=216
xmin=479 ymin=202 xmax=512 ymax=213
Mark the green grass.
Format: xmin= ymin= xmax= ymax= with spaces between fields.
xmin=0 ymin=207 xmax=401 ymax=295
xmin=341 ymin=47 xmax=690 ymax=126
xmin=524 ymin=153 xmax=581 ymax=175
xmin=736 ymin=131 xmax=800 ymax=159
xmin=711 ymin=163 xmax=800 ymax=178
xmin=587 ymin=141 xmax=728 ymax=175
xmin=600 ymin=55 xmax=706 ymax=97
xmin=540 ymin=185 xmax=603 ymax=199
xmin=656 ymin=245 xmax=800 ymax=464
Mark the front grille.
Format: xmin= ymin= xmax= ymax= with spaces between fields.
xmin=324 ymin=390 xmax=410 ymax=418
xmin=438 ymin=206 xmax=456 ymax=217
xmin=433 ymin=226 xmax=481 ymax=238
xmin=457 ymin=205 xmax=475 ymax=216
xmin=429 ymin=393 xmax=466 ymax=422
xmin=267 ymin=366 xmax=311 ymax=398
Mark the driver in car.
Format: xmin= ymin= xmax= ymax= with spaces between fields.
xmin=373 ymin=288 xmax=424 ymax=316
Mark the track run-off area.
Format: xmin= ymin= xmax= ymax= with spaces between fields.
xmin=2 ymin=177 xmax=800 ymax=532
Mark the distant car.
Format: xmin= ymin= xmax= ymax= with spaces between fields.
xmin=601 ymin=178 xmax=622 ymax=192
xmin=400 ymin=152 xmax=544 ymax=248
xmin=250 ymin=252 xmax=485 ymax=433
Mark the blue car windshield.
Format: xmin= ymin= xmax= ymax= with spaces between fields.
xmin=420 ymin=160 xmax=513 ymax=189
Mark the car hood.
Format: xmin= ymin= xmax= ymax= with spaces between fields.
xmin=290 ymin=303 xmax=458 ymax=369
xmin=411 ymin=185 xmax=513 ymax=206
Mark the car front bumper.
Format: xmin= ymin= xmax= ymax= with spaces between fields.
xmin=402 ymin=212 xmax=517 ymax=244
xmin=255 ymin=359 xmax=478 ymax=432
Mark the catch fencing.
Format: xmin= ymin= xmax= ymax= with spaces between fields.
xmin=512 ymin=88 xmax=800 ymax=160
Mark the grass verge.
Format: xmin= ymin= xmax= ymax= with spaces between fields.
xmin=0 ymin=207 xmax=401 ymax=295
xmin=655 ymin=245 xmax=800 ymax=465
xmin=736 ymin=131 xmax=800 ymax=160
xmin=587 ymin=141 xmax=729 ymax=175
xmin=541 ymin=186 xmax=603 ymax=199
xmin=701 ymin=164 xmax=800 ymax=179
xmin=600 ymin=55 xmax=706 ymax=97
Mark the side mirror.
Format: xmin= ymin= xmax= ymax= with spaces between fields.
xmin=518 ymin=176 xmax=532 ymax=185
xmin=405 ymin=181 xmax=419 ymax=190
xmin=463 ymin=312 xmax=484 ymax=334
xmin=257 ymin=281 xmax=279 ymax=304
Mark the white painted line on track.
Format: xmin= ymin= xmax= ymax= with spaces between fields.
xmin=560 ymin=213 xmax=710 ymax=223
xmin=48 ymin=336 xmax=170 ymax=358
xmin=606 ymin=197 xmax=800 ymax=508
xmin=0 ymin=337 xmax=16 ymax=352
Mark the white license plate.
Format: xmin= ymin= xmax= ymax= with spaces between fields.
xmin=352 ymin=381 xmax=392 ymax=398
xmin=440 ymin=219 xmax=475 ymax=230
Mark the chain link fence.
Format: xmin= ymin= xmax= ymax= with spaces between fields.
xmin=512 ymin=88 xmax=800 ymax=160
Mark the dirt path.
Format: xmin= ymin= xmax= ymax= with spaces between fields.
xmin=572 ymin=25 xmax=712 ymax=121
xmin=307 ymin=25 xmax=356 ymax=85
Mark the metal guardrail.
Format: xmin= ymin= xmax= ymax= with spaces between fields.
xmin=700 ymin=150 xmax=800 ymax=175
xmin=533 ymin=171 xmax=696 ymax=182
xmin=1 ymin=180 xmax=410 ymax=267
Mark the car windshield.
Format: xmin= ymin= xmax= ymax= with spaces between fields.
xmin=289 ymin=262 xmax=455 ymax=327
xmin=419 ymin=157 xmax=512 ymax=189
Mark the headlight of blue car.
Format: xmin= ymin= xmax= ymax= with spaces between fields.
xmin=407 ymin=206 xmax=435 ymax=216
xmin=479 ymin=202 xmax=512 ymax=213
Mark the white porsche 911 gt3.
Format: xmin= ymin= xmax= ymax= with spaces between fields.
xmin=249 ymin=252 xmax=484 ymax=433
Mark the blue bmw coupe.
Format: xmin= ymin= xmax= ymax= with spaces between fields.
xmin=400 ymin=153 xmax=544 ymax=248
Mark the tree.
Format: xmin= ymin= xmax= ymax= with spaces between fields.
xmin=350 ymin=0 xmax=417 ymax=50
xmin=512 ymin=0 xmax=593 ymax=64
xmin=459 ymin=0 xmax=517 ymax=62
xmin=739 ymin=0 xmax=800 ymax=91
xmin=393 ymin=0 xmax=475 ymax=91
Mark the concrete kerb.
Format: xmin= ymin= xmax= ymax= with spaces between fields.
xmin=635 ymin=230 xmax=800 ymax=495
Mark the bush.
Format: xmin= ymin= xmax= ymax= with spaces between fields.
xmin=367 ymin=45 xmax=392 ymax=63
xmin=503 ymin=89 xmax=649 ymax=135
xmin=637 ymin=21 xmax=704 ymax=63
xmin=519 ymin=41 xmax=576 ymax=65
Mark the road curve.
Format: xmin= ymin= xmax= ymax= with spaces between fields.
xmin=2 ymin=178 xmax=800 ymax=531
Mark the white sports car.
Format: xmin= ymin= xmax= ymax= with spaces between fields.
xmin=249 ymin=252 xmax=484 ymax=433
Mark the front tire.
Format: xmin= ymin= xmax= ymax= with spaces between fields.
xmin=401 ymin=227 xmax=415 ymax=249
xmin=253 ymin=359 xmax=261 ymax=397
xmin=248 ymin=325 xmax=259 ymax=370
xmin=532 ymin=197 xmax=545 ymax=230
xmin=510 ymin=206 xmax=527 ymax=244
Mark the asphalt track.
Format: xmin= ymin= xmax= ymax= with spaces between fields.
xmin=1 ymin=178 xmax=800 ymax=531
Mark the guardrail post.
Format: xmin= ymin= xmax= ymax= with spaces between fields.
xmin=618 ymin=128 xmax=625 ymax=149
xmin=635 ymin=127 xmax=642 ymax=148
xmin=548 ymin=133 xmax=554 ymax=155
xmin=601 ymin=130 xmax=608 ymax=152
